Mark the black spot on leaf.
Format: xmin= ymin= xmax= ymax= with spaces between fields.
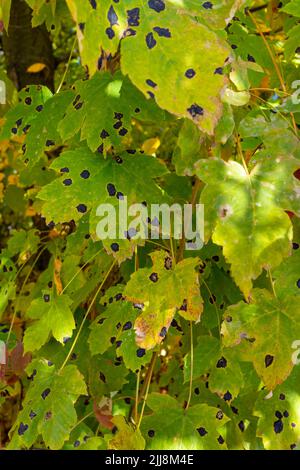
xmin=265 ymin=354 xmax=274 ymax=368
xmin=238 ymin=420 xmax=245 ymax=432
xmin=106 ymin=27 xmax=115 ymax=39
xmin=137 ymin=348 xmax=146 ymax=358
xmin=111 ymin=243 xmax=119 ymax=253
xmin=127 ymin=8 xmax=140 ymax=27
xmin=185 ymin=69 xmax=196 ymax=79
xmin=18 ymin=423 xmax=29 ymax=436
xmin=274 ymin=420 xmax=283 ymax=434
xmin=214 ymin=67 xmax=223 ymax=75
xmin=197 ymin=427 xmax=208 ymax=437
xmin=149 ymin=272 xmax=158 ymax=282
xmin=216 ymin=357 xmax=227 ymax=368
xmin=187 ymin=104 xmax=204 ymax=118
xmin=146 ymin=79 xmax=157 ymax=88
xmin=153 ymin=26 xmax=171 ymax=38
xmin=148 ymin=0 xmax=165 ymax=13
xmin=159 ymin=327 xmax=167 ymax=338
xmin=107 ymin=183 xmax=116 ymax=196
xmin=146 ymin=32 xmax=157 ymax=49
xmin=164 ymin=257 xmax=173 ymax=270
xmin=123 ymin=321 xmax=132 ymax=331
xmin=223 ymin=391 xmax=232 ymax=401
xmin=107 ymin=5 xmax=118 ymax=25
xmin=202 ymin=1 xmax=213 ymax=8
xmin=148 ymin=429 xmax=155 ymax=437
xmin=77 ymin=204 xmax=87 ymax=214
xmin=41 ymin=388 xmax=51 ymax=400
xmin=63 ymin=179 xmax=72 ymax=186
xmin=80 ymin=170 xmax=90 ymax=179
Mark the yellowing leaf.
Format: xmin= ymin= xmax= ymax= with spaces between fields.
xmin=27 ymin=63 xmax=47 ymax=74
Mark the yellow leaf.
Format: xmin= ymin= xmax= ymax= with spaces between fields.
xmin=27 ymin=63 xmax=46 ymax=74
xmin=142 ymin=137 xmax=160 ymax=155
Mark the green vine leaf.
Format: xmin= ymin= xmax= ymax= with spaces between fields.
xmin=141 ymin=393 xmax=229 ymax=450
xmin=23 ymin=292 xmax=75 ymax=352
xmin=196 ymin=157 xmax=299 ymax=296
xmin=124 ymin=251 xmax=202 ymax=350
xmin=8 ymin=360 xmax=87 ymax=450
xmin=222 ymin=288 xmax=300 ymax=390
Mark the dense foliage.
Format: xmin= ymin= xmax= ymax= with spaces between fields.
xmin=0 ymin=0 xmax=300 ymax=451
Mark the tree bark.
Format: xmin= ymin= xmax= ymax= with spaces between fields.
xmin=2 ymin=0 xmax=55 ymax=92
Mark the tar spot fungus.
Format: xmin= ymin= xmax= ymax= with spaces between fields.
xmin=41 ymin=388 xmax=51 ymax=400
xmin=218 ymin=435 xmax=225 ymax=445
xmin=164 ymin=257 xmax=173 ymax=270
xmin=107 ymin=183 xmax=116 ymax=196
xmin=43 ymin=294 xmax=50 ymax=303
xmin=223 ymin=391 xmax=232 ymax=402
xmin=214 ymin=67 xmax=223 ymax=75
xmin=123 ymin=321 xmax=132 ymax=331
xmin=77 ymin=204 xmax=87 ymax=214
xmin=137 ymin=348 xmax=146 ymax=358
xmin=127 ymin=8 xmax=140 ymax=27
xmin=146 ymin=79 xmax=157 ymax=88
xmin=197 ymin=427 xmax=208 ymax=437
xmin=63 ymin=178 xmax=72 ymax=186
xmin=238 ymin=420 xmax=245 ymax=432
xmin=185 ymin=68 xmax=196 ymax=79
xmin=159 ymin=327 xmax=167 ymax=338
xmin=149 ymin=272 xmax=159 ymax=282
xmin=265 ymin=354 xmax=274 ymax=368
xmin=216 ymin=357 xmax=227 ymax=368
xmin=187 ymin=104 xmax=204 ymax=118
xmin=153 ymin=26 xmax=171 ymax=38
xmin=148 ymin=0 xmax=165 ymax=13
xmin=18 ymin=423 xmax=29 ymax=436
xmin=148 ymin=429 xmax=155 ymax=438
xmin=111 ymin=243 xmax=120 ymax=253
xmin=274 ymin=420 xmax=283 ymax=434
xmin=146 ymin=32 xmax=157 ymax=49
xmin=80 ymin=170 xmax=90 ymax=179
xmin=203 ymin=1 xmax=213 ymax=8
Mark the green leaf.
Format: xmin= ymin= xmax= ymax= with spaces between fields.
xmin=222 ymin=288 xmax=300 ymax=389
xmin=89 ymin=293 xmax=152 ymax=370
xmin=124 ymin=251 xmax=202 ymax=349
xmin=254 ymin=367 xmax=300 ymax=450
xmin=121 ymin=5 xmax=229 ymax=134
xmin=141 ymin=393 xmax=229 ymax=450
xmin=282 ymin=0 xmax=300 ymax=17
xmin=196 ymin=157 xmax=298 ymax=296
xmin=0 ymin=0 xmax=12 ymax=30
xmin=108 ymin=416 xmax=145 ymax=450
xmin=58 ymin=72 xmax=167 ymax=154
xmin=0 ymin=85 xmax=53 ymax=141
xmin=8 ymin=360 xmax=87 ymax=450
xmin=172 ymin=119 xmax=206 ymax=176
xmin=24 ymin=292 xmax=75 ymax=352
xmin=7 ymin=229 xmax=39 ymax=258
xmin=184 ymin=336 xmax=244 ymax=398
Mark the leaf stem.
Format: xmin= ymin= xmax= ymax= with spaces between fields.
xmin=59 ymin=259 xmax=117 ymax=373
xmin=185 ymin=321 xmax=194 ymax=411
xmin=137 ymin=352 xmax=158 ymax=429
xmin=56 ymin=35 xmax=77 ymax=94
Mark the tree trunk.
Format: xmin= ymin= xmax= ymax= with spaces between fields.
xmin=2 ymin=0 xmax=55 ymax=92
